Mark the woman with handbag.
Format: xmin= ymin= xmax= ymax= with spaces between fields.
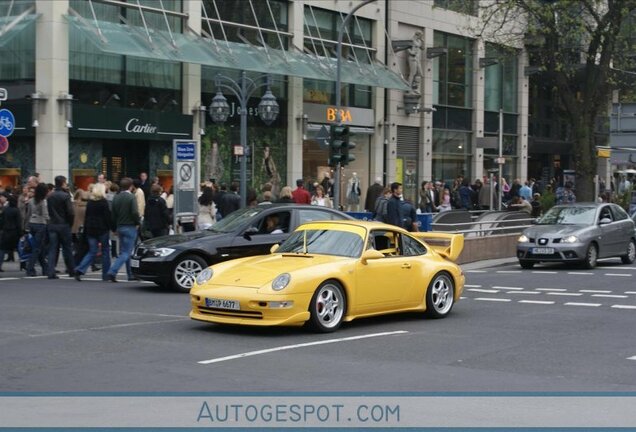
xmin=25 ymin=183 xmax=49 ymax=277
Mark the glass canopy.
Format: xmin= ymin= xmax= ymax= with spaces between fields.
xmin=65 ymin=15 xmax=409 ymax=91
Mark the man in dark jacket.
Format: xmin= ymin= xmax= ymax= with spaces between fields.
xmin=0 ymin=194 xmax=22 ymax=272
xmin=219 ymin=182 xmax=241 ymax=217
xmin=106 ymin=177 xmax=140 ymax=282
xmin=46 ymin=176 xmax=75 ymax=279
xmin=386 ymin=182 xmax=403 ymax=228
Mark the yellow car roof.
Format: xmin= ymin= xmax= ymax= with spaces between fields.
xmin=296 ymin=220 xmax=408 ymax=233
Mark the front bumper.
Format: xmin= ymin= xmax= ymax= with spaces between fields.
xmin=190 ymin=287 xmax=312 ymax=327
xmin=517 ymin=243 xmax=588 ymax=262
xmin=130 ymin=255 xmax=173 ymax=283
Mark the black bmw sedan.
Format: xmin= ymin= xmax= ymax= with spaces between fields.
xmin=131 ymin=204 xmax=354 ymax=292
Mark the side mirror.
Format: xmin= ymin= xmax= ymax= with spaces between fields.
xmin=270 ymin=244 xmax=280 ymax=254
xmin=243 ymin=226 xmax=259 ymax=240
xmin=599 ymin=217 xmax=612 ymax=225
xmin=361 ymin=249 xmax=385 ymax=264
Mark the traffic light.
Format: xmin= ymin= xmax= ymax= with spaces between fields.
xmin=328 ymin=124 xmax=355 ymax=167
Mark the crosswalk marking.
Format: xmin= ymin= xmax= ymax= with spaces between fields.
xmin=518 ymin=300 xmax=555 ymax=305
xmin=604 ymin=273 xmax=632 ymax=277
xmin=506 ymin=291 xmax=541 ymax=295
xmin=474 ymin=298 xmax=511 ymax=302
xmin=591 ymin=294 xmax=628 ymax=299
xmin=611 ymin=305 xmax=636 ymax=310
xmin=564 ymin=302 xmax=602 ymax=307
xmin=535 ymin=288 xmax=567 ymax=292
xmin=492 ymin=286 xmax=524 ymax=290
xmin=546 ymin=292 xmax=582 ymax=297
xmin=579 ymin=290 xmax=611 ymax=293
xmin=467 ymin=288 xmax=499 ymax=293
xmin=567 ymin=272 xmax=594 ymax=275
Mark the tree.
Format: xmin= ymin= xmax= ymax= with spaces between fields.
xmin=473 ymin=0 xmax=636 ymax=201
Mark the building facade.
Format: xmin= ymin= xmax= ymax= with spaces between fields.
xmin=0 ymin=0 xmax=529 ymax=208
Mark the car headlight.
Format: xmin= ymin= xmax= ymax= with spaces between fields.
xmin=562 ymin=235 xmax=578 ymax=243
xmin=272 ymin=273 xmax=291 ymax=291
xmin=518 ymin=235 xmax=529 ymax=243
xmin=196 ymin=268 xmax=214 ymax=285
xmin=150 ymin=247 xmax=176 ymax=257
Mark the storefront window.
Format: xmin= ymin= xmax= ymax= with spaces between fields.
xmin=303 ymin=5 xmax=373 ymax=109
xmin=0 ymin=0 xmax=35 ymax=82
xmin=484 ymin=43 xmax=518 ymax=113
xmin=432 ymin=130 xmax=472 ymax=183
xmin=432 ymin=32 xmax=473 ymax=108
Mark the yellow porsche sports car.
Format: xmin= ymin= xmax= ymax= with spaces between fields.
xmin=190 ymin=221 xmax=465 ymax=332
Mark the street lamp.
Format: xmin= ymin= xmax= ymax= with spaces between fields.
xmin=209 ymin=71 xmax=279 ymax=208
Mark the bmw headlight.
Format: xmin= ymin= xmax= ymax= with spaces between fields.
xmin=151 ymin=247 xmax=176 ymax=257
xmin=272 ymin=273 xmax=291 ymax=291
xmin=562 ymin=235 xmax=578 ymax=243
xmin=196 ymin=268 xmax=214 ymax=285
xmin=518 ymin=235 xmax=529 ymax=243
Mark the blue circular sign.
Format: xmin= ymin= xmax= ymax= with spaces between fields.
xmin=0 ymin=108 xmax=15 ymax=138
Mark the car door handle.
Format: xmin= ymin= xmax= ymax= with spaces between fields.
xmin=401 ymin=263 xmax=411 ymax=269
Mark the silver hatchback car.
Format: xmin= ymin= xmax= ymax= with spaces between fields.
xmin=517 ymin=203 xmax=636 ymax=269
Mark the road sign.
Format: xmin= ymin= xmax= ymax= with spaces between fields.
xmin=176 ymin=161 xmax=195 ymax=191
xmin=0 ymin=88 xmax=7 ymax=102
xmin=176 ymin=142 xmax=196 ymax=161
xmin=0 ymin=136 xmax=8 ymax=155
xmin=0 ymin=108 xmax=15 ymax=138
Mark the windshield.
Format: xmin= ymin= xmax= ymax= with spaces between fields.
xmin=206 ymin=208 xmax=262 ymax=233
xmin=538 ymin=206 xmax=596 ymax=225
xmin=277 ymin=229 xmax=364 ymax=258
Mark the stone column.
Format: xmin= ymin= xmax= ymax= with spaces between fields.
xmin=286 ymin=1 xmax=305 ymax=187
xmin=472 ymin=39 xmax=486 ymax=183
xmin=517 ymin=49 xmax=529 ymax=181
xmin=34 ymin=0 xmax=69 ymax=183
xmin=422 ymin=27 xmax=434 ymax=181
xmin=183 ymin=0 xmax=202 ymax=190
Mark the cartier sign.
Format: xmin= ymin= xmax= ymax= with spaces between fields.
xmin=125 ymin=118 xmax=157 ymax=134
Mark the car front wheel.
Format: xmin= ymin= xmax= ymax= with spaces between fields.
xmin=308 ymin=281 xmax=346 ymax=333
xmin=172 ymin=254 xmax=207 ymax=293
xmin=582 ymin=243 xmax=598 ymax=269
xmin=621 ymin=239 xmax=636 ymax=264
xmin=425 ymin=272 xmax=455 ymax=318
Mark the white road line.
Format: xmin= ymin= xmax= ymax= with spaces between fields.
xmin=625 ymin=291 xmax=636 ymax=295
xmin=460 ymin=297 xmax=467 ymax=300
xmin=465 ymin=270 xmax=487 ymax=273
xmin=591 ymin=294 xmax=628 ymax=299
xmin=547 ymin=292 xmax=583 ymax=297
xmin=611 ymin=305 xmax=636 ymax=310
xmin=627 ymin=355 xmax=636 ymax=360
xmin=496 ymin=270 xmax=522 ymax=274
xmin=619 ymin=267 xmax=636 ymax=270
xmin=536 ymin=288 xmax=567 ymax=292
xmin=492 ymin=286 xmax=525 ymax=290
xmin=29 ymin=318 xmax=188 ymax=338
xmin=567 ymin=272 xmax=594 ymax=275
xmin=564 ymin=302 xmax=602 ymax=307
xmin=0 ymin=277 xmax=20 ymax=281
xmin=464 ymin=284 xmax=482 ymax=288
xmin=579 ymin=290 xmax=611 ymax=293
xmin=604 ymin=273 xmax=632 ymax=277
xmin=474 ymin=298 xmax=512 ymax=302
xmin=531 ymin=271 xmax=558 ymax=274
xmin=198 ymin=331 xmax=409 ymax=365
xmin=24 ymin=276 xmax=47 ymax=279
xmin=507 ymin=291 xmax=541 ymax=295
xmin=518 ymin=300 xmax=555 ymax=305
xmin=467 ymin=288 xmax=499 ymax=293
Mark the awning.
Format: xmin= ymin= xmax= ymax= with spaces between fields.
xmin=65 ymin=14 xmax=409 ymax=91
xmin=0 ymin=11 xmax=37 ymax=48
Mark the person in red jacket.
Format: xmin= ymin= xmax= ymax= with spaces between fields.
xmin=291 ymin=179 xmax=311 ymax=204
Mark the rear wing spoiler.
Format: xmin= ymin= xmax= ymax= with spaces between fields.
xmin=412 ymin=232 xmax=464 ymax=262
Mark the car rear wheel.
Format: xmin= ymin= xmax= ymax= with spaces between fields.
xmin=582 ymin=243 xmax=598 ymax=269
xmin=172 ymin=254 xmax=207 ymax=293
xmin=519 ymin=260 xmax=534 ymax=269
xmin=621 ymin=239 xmax=636 ymax=264
xmin=425 ymin=272 xmax=455 ymax=319
xmin=308 ymin=281 xmax=346 ymax=333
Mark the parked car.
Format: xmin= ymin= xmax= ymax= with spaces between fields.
xmin=131 ymin=204 xmax=354 ymax=292
xmin=517 ymin=203 xmax=636 ymax=269
xmin=190 ymin=220 xmax=465 ymax=332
